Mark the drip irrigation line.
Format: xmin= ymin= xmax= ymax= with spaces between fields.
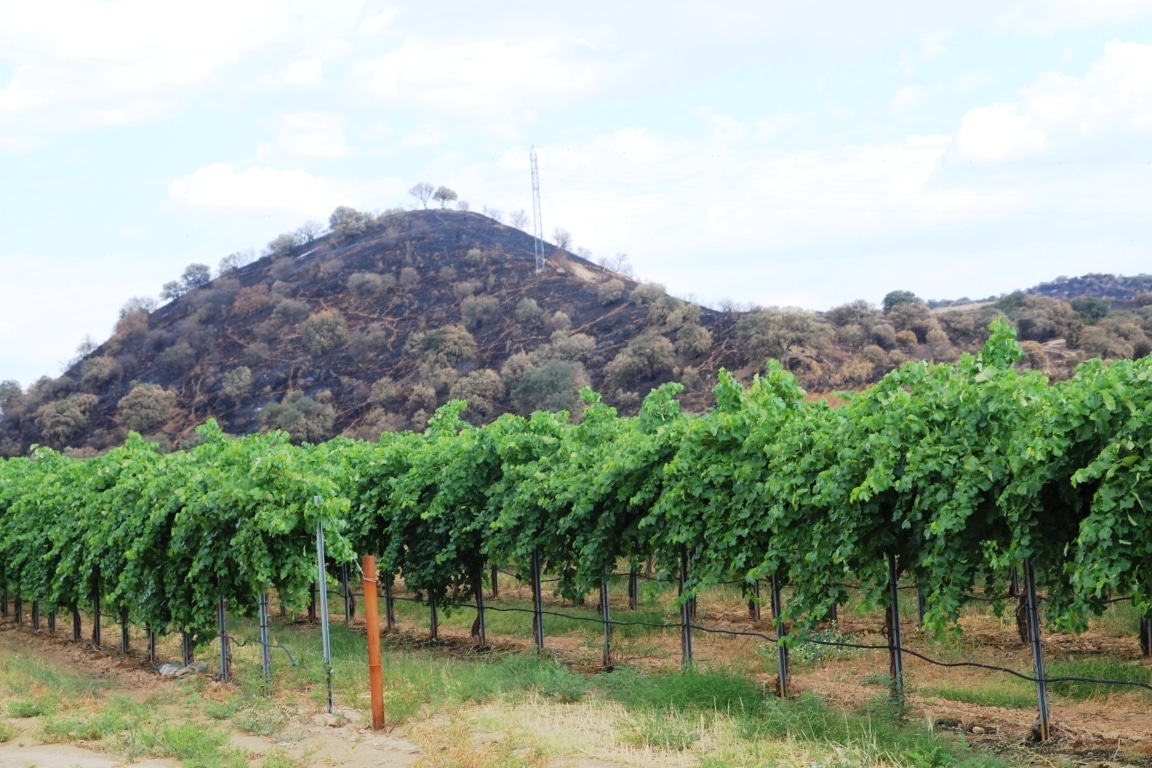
xmin=497 ymin=567 xmax=563 ymax=584
xmin=479 ymin=604 xmax=682 ymax=631
xmin=220 ymin=635 xmax=300 ymax=666
xmin=798 ymin=635 xmax=1152 ymax=691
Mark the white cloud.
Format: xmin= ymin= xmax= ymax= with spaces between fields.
xmin=168 ymin=163 xmax=349 ymax=215
xmin=955 ymin=72 xmax=993 ymax=91
xmin=354 ymin=38 xmax=599 ymax=110
xmin=0 ymin=0 xmax=365 ymax=140
xmin=893 ymin=84 xmax=933 ymax=110
xmin=257 ymin=113 xmax=352 ymax=159
xmin=921 ymin=33 xmax=947 ymax=58
xmin=357 ymin=8 xmax=398 ymax=38
xmin=998 ymin=0 xmax=1152 ymax=34
xmin=956 ymin=103 xmax=1048 ymax=161
xmin=400 ymin=123 xmax=444 ymax=147
xmin=954 ymin=41 xmax=1152 ymax=161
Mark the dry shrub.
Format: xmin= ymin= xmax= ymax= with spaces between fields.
xmin=301 ymin=310 xmax=348 ymax=355
xmin=232 ymin=284 xmax=271 ymax=317
xmin=117 ymin=384 xmax=176 ymax=433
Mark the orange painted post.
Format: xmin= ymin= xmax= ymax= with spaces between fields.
xmin=361 ymin=555 xmax=385 ymax=731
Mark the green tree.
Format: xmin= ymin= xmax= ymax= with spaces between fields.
xmin=882 ymin=290 xmax=920 ymax=313
xmin=432 ymin=185 xmax=458 ymax=209
xmin=117 ymin=383 xmax=176 ymax=433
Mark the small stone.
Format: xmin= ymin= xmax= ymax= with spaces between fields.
xmin=971 ymin=726 xmax=985 ymax=735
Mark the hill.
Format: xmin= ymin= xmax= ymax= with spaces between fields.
xmin=0 ymin=208 xmax=1149 ymax=457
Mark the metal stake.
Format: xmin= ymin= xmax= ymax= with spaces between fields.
xmin=628 ymin=567 xmax=639 ymax=610
xmin=474 ymin=568 xmax=487 ymax=649
xmin=530 ymin=549 xmax=545 ymax=651
xmin=771 ymin=572 xmax=789 ymax=697
xmin=429 ymin=600 xmax=439 ymax=640
xmin=341 ymin=565 xmax=353 ymax=625
xmin=679 ymin=547 xmax=694 ymax=668
xmin=218 ymin=595 xmax=230 ymax=682
xmin=48 ymin=610 xmax=56 ymax=634
xmin=92 ymin=585 xmax=101 ymax=647
xmin=316 ymin=523 xmax=334 ymax=714
xmin=14 ymin=596 xmax=21 ymax=625
xmin=259 ymin=593 xmax=272 ymax=683
xmin=0 ymin=588 xmax=6 ymax=618
xmin=182 ymin=631 xmax=193 ymax=667
xmin=120 ymin=608 xmax=130 ymax=655
xmin=147 ymin=626 xmax=157 ymax=663
xmin=72 ymin=606 xmax=81 ymax=642
xmin=1024 ymin=559 xmax=1051 ymax=741
xmin=490 ymin=563 xmax=499 ymax=599
xmin=383 ymin=574 xmax=395 ymax=632
xmin=600 ymin=575 xmax=612 ymax=667
xmin=886 ymin=553 xmax=905 ymax=701
xmin=32 ymin=600 xmax=40 ymax=630
xmin=749 ymin=579 xmax=762 ymax=622
xmin=916 ymin=587 xmax=927 ymax=629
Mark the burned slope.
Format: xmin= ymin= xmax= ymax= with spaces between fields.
xmin=1 ymin=211 xmax=745 ymax=453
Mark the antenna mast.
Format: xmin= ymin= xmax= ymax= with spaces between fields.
xmin=530 ymin=146 xmax=544 ymax=273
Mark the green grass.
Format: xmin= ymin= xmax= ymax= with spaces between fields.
xmin=1048 ymin=656 xmax=1152 ymax=701
xmin=921 ymin=683 xmax=1036 ymax=709
xmin=7 ymin=697 xmax=53 ymax=717
xmin=0 ymin=720 xmax=16 ymax=743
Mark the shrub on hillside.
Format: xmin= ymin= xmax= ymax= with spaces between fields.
xmin=512 ymin=360 xmax=590 ymax=415
xmin=258 ymin=391 xmax=335 ymax=443
xmin=398 ymin=266 xmax=420 ymax=289
xmin=157 ymin=341 xmax=196 ymax=377
xmin=448 ymin=369 xmax=505 ymax=418
xmin=271 ymin=298 xmax=310 ymax=324
xmin=221 ymin=367 xmax=252 ymax=401
xmin=34 ymin=394 xmax=99 ymax=446
xmin=735 ymin=309 xmax=833 ymax=364
xmin=348 ymin=272 xmax=395 ymax=297
xmin=405 ymin=325 xmax=477 ymax=368
xmin=676 ymin=324 xmax=712 ymax=359
xmin=233 ymin=284 xmax=271 ymax=316
xmin=117 ymin=383 xmax=176 ymax=433
xmin=368 ymin=377 xmax=400 ymax=406
xmin=461 ymin=294 xmax=500 ymax=329
xmin=597 ymin=279 xmax=625 ymax=305
xmin=631 ymin=282 xmax=666 ymax=305
xmin=81 ymin=356 xmax=122 ymax=389
xmin=349 ymin=325 xmax=388 ymax=362
xmin=604 ymin=334 xmax=676 ymax=389
xmin=1079 ymin=317 xmax=1151 ymax=360
xmin=301 ymin=310 xmax=348 ymax=356
xmin=542 ymin=331 xmax=597 ymax=363
xmin=515 ymin=298 xmax=544 ymax=326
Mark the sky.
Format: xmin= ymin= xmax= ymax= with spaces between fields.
xmin=2 ymin=1 xmax=1151 ymax=386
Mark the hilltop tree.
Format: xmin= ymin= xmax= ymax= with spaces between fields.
xmin=552 ymin=227 xmax=573 ymax=251
xmin=509 ymin=209 xmax=530 ymax=230
xmin=328 ymin=206 xmax=369 ymax=242
xmin=409 ymin=182 xmax=434 ymax=209
xmin=294 ymin=220 xmax=324 ymax=244
xmin=882 ymin=290 xmax=920 ymax=313
xmin=433 ymin=186 xmax=458 ymax=209
xmin=160 ymin=263 xmax=212 ymax=302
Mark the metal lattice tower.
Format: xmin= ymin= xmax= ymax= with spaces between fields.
xmin=530 ymin=146 xmax=545 ymax=273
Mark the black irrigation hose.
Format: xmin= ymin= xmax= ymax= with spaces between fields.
xmin=224 ymin=634 xmax=299 ymax=666
xmin=404 ymin=601 xmax=1152 ymax=694
xmin=798 ymin=636 xmax=1152 ymax=692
